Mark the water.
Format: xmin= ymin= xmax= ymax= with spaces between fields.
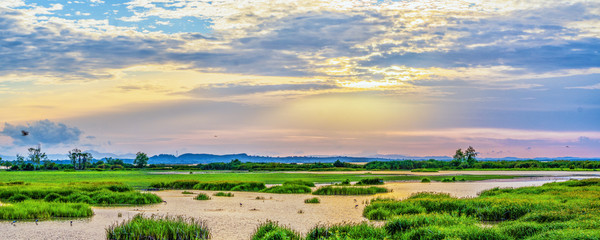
xmin=0 ymin=173 xmax=596 ymax=240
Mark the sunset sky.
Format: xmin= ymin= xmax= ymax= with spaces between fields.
xmin=0 ymin=0 xmax=599 ymax=159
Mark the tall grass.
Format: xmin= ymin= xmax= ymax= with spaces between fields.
xmin=0 ymin=182 xmax=162 ymax=205
xmin=283 ymin=180 xmax=315 ymax=187
xmin=251 ymin=221 xmax=301 ymax=240
xmin=306 ymin=223 xmax=386 ymax=240
xmin=194 ymin=181 xmax=266 ymax=191
xmin=355 ymin=178 xmax=384 ymax=185
xmin=304 ymin=197 xmax=320 ymax=204
xmin=106 ymin=214 xmax=210 ymax=240
xmin=213 ymin=192 xmax=234 ymax=197
xmin=261 ymin=184 xmax=312 ymax=194
xmin=0 ymin=200 xmax=93 ymax=219
xmin=312 ymin=186 xmax=388 ymax=195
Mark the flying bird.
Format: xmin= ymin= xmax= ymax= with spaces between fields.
xmin=21 ymin=130 xmax=29 ymax=136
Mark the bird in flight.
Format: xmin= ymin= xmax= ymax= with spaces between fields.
xmin=21 ymin=130 xmax=29 ymax=136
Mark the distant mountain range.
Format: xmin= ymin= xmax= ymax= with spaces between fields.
xmin=1 ymin=152 xmax=598 ymax=164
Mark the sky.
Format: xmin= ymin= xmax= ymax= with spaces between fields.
xmin=0 ymin=0 xmax=599 ymax=159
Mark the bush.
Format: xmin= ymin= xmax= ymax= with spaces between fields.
xmin=421 ymin=177 xmax=431 ymax=183
xmin=106 ymin=214 xmax=210 ymax=240
xmin=194 ymin=193 xmax=211 ymax=200
xmin=356 ymin=178 xmax=384 ymax=185
xmin=304 ymin=197 xmax=320 ymax=204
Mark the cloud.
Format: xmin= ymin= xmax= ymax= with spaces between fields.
xmin=1 ymin=120 xmax=82 ymax=146
xmin=186 ymin=82 xmax=340 ymax=97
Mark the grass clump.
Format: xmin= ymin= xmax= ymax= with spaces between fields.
xmin=0 ymin=200 xmax=93 ymax=219
xmin=251 ymin=221 xmax=301 ymax=240
xmin=411 ymin=169 xmax=439 ymax=172
xmin=261 ymin=184 xmax=312 ymax=194
xmin=106 ymin=214 xmax=210 ymax=240
xmin=421 ymin=177 xmax=431 ymax=183
xmin=182 ymin=191 xmax=194 ymax=194
xmin=150 ymin=180 xmax=200 ymax=189
xmin=213 ymin=192 xmax=234 ymax=197
xmin=194 ymin=193 xmax=211 ymax=200
xmin=312 ymin=186 xmax=388 ymax=195
xmin=304 ymin=197 xmax=320 ymax=204
xmin=355 ymin=178 xmax=384 ymax=185
xmin=306 ymin=223 xmax=386 ymax=240
xmin=283 ymin=180 xmax=315 ymax=187
xmin=193 ymin=181 xmax=266 ymax=192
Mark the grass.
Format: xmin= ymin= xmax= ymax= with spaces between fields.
xmin=0 ymin=200 xmax=93 ymax=219
xmin=283 ymin=180 xmax=315 ymax=187
xmin=194 ymin=181 xmax=266 ymax=191
xmin=182 ymin=191 xmax=194 ymax=194
xmin=411 ymin=168 xmax=439 ymax=172
xmin=312 ymin=186 xmax=388 ymax=195
xmin=0 ymin=171 xmax=520 ymax=188
xmin=213 ymin=192 xmax=234 ymax=197
xmin=0 ymin=182 xmax=162 ymax=206
xmin=304 ymin=197 xmax=320 ymax=204
xmin=261 ymin=184 xmax=312 ymax=194
xmin=355 ymin=178 xmax=384 ymax=185
xmin=420 ymin=177 xmax=431 ymax=183
xmin=194 ymin=193 xmax=211 ymax=200
xmin=249 ymin=178 xmax=600 ymax=240
xmin=106 ymin=214 xmax=210 ymax=240
xmin=251 ymin=221 xmax=301 ymax=240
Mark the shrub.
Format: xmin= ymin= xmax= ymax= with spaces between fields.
xmin=421 ymin=177 xmax=431 ymax=183
xmin=194 ymin=193 xmax=211 ymax=200
xmin=304 ymin=197 xmax=320 ymax=204
xmin=106 ymin=214 xmax=210 ymax=240
xmin=356 ymin=178 xmax=384 ymax=185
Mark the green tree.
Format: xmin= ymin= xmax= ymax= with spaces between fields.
xmin=333 ymin=159 xmax=345 ymax=167
xmin=28 ymin=145 xmax=48 ymax=167
xmin=134 ymin=152 xmax=149 ymax=168
xmin=451 ymin=148 xmax=464 ymax=167
xmin=68 ymin=149 xmax=82 ymax=169
xmin=68 ymin=149 xmax=92 ymax=170
xmin=465 ymin=146 xmax=478 ymax=167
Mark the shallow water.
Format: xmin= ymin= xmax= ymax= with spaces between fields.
xmin=0 ymin=174 xmax=592 ymax=240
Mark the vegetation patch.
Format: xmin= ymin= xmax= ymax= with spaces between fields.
xmin=306 ymin=223 xmax=387 ymax=240
xmin=283 ymin=180 xmax=315 ymax=187
xmin=0 ymin=200 xmax=93 ymax=220
xmin=251 ymin=221 xmax=301 ymax=240
xmin=261 ymin=184 xmax=312 ymax=194
xmin=194 ymin=193 xmax=211 ymax=200
xmin=194 ymin=181 xmax=266 ymax=191
xmin=312 ymin=186 xmax=388 ymax=195
xmin=420 ymin=177 xmax=431 ymax=183
xmin=213 ymin=192 xmax=234 ymax=197
xmin=181 ymin=191 xmax=194 ymax=194
xmin=106 ymin=214 xmax=210 ymax=240
xmin=0 ymin=182 xmax=162 ymax=206
xmin=355 ymin=178 xmax=384 ymax=185
xmin=304 ymin=197 xmax=320 ymax=204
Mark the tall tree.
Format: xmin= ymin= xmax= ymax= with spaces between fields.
xmin=134 ymin=152 xmax=149 ymax=168
xmin=451 ymin=148 xmax=464 ymax=167
xmin=68 ymin=149 xmax=82 ymax=169
xmin=465 ymin=146 xmax=478 ymax=167
xmin=28 ymin=145 xmax=48 ymax=166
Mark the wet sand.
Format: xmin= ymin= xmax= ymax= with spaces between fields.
xmin=0 ymin=175 xmax=588 ymax=240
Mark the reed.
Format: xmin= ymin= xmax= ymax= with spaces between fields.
xmin=251 ymin=221 xmax=301 ymax=240
xmin=106 ymin=214 xmax=210 ymax=240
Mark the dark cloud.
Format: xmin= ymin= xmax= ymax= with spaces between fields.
xmin=1 ymin=120 xmax=82 ymax=146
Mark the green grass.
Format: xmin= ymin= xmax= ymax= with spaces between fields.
xmin=355 ymin=177 xmax=384 ymax=185
xmin=304 ymin=197 xmax=320 ymax=204
xmin=0 ymin=182 xmax=162 ymax=205
xmin=0 ymin=200 xmax=93 ymax=220
xmin=194 ymin=181 xmax=266 ymax=191
xmin=306 ymin=223 xmax=387 ymax=239
xmin=251 ymin=221 xmax=301 ymax=240
xmin=261 ymin=184 xmax=312 ymax=194
xmin=411 ymin=168 xmax=439 ymax=172
xmin=420 ymin=177 xmax=431 ymax=183
xmin=282 ymin=180 xmax=315 ymax=187
xmin=182 ymin=191 xmax=194 ymax=194
xmin=312 ymin=186 xmax=388 ymax=195
xmin=106 ymin=214 xmax=210 ymax=240
xmin=213 ymin=192 xmax=234 ymax=197
xmin=0 ymin=171 xmax=520 ymax=188
xmin=194 ymin=193 xmax=211 ymax=200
